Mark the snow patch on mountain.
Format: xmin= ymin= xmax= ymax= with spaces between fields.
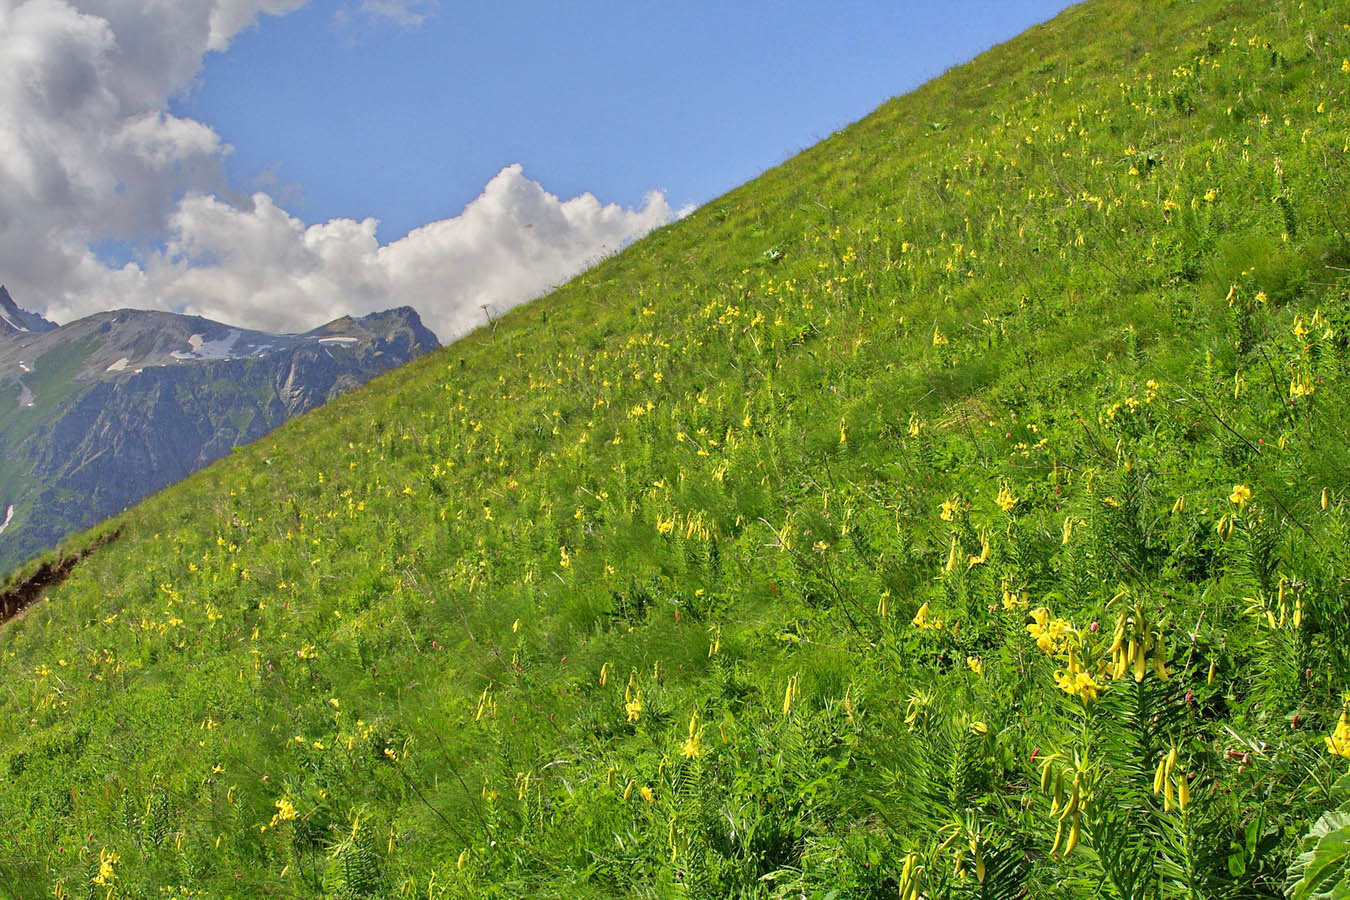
xmin=172 ymin=331 xmax=243 ymax=361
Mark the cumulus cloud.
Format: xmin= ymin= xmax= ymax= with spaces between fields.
xmin=45 ymin=164 xmax=678 ymax=340
xmin=0 ymin=0 xmax=305 ymax=305
xmin=1 ymin=0 xmax=680 ymax=344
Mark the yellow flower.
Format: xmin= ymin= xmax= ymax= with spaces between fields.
xmin=1153 ymin=746 xmax=1181 ymax=811
xmin=680 ymin=712 xmax=705 ymax=758
xmin=912 ymin=602 xmax=943 ymax=630
xmin=91 ymin=848 xmax=119 ymax=886
xmin=967 ymin=657 xmax=985 ymax=675
xmin=995 ymin=483 xmax=1017 ymax=512
xmin=944 ymin=535 xmax=961 ymax=572
xmin=1027 ymin=607 xmax=1076 ymax=656
xmin=476 ymin=688 xmax=495 ymax=721
xmin=640 ymin=785 xmax=655 ymax=803
xmin=782 ymin=674 xmax=800 ymax=716
xmin=1000 ymin=578 xmax=1028 ymax=611
xmin=967 ymin=531 xmax=991 ymax=567
xmin=1054 ymin=648 xmax=1101 ymax=703
xmin=1229 ymin=484 xmax=1252 ymax=508
xmin=939 ymin=496 xmax=961 ymax=521
xmin=1326 ymin=711 xmax=1350 ymax=758
xmin=1290 ymin=373 xmax=1315 ymax=399
xmin=932 ymin=327 xmax=949 ymax=347
xmin=268 ymin=797 xmax=298 ymax=828
xmin=625 ymin=692 xmax=643 ymax=724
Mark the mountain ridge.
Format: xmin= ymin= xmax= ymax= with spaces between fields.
xmin=0 ymin=285 xmax=57 ymax=335
xmin=0 ymin=293 xmax=439 ymax=574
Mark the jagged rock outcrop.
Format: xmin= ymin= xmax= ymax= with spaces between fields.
xmin=0 ymin=294 xmax=439 ymax=574
xmin=0 ymin=285 xmax=57 ymax=335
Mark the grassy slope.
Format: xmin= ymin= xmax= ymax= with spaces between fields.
xmin=3 ymin=0 xmax=1350 ymax=896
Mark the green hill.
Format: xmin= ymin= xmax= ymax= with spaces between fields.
xmin=4 ymin=1 xmax=1350 ymax=897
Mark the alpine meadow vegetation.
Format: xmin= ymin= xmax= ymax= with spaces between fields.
xmin=4 ymin=0 xmax=1350 ymax=897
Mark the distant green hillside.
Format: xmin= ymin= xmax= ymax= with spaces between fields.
xmin=3 ymin=1 xmax=1350 ymax=897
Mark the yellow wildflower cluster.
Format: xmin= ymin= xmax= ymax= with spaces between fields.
xmin=680 ymin=711 xmax=705 ymax=758
xmin=265 ymin=796 xmax=298 ymax=831
xmin=912 ymin=601 xmax=945 ymax=631
xmin=1245 ymin=576 xmax=1304 ymax=631
xmin=967 ymin=531 xmax=991 ymax=568
xmin=1054 ymin=647 xmax=1102 ymax=703
xmin=1027 ymin=607 xmax=1076 ymax=655
xmin=897 ymin=851 xmax=926 ymax=900
xmin=1289 ymin=371 xmax=1315 ymax=400
xmin=654 ymin=508 xmax=715 ymax=542
xmin=1001 ymin=577 xmax=1029 ymax=610
xmin=1152 ymin=746 xmax=1190 ymax=812
xmin=91 ymin=848 xmax=119 ymax=886
xmin=1106 ymin=604 xmax=1170 ymax=682
xmin=1040 ymin=754 xmax=1087 ymax=856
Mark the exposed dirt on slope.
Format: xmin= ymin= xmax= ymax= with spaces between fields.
xmin=0 ymin=528 xmax=122 ymax=625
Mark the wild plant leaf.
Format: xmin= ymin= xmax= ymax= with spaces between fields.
xmin=1288 ymin=813 xmax=1350 ymax=900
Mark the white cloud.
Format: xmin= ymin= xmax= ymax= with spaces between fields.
xmin=45 ymin=164 xmax=678 ymax=341
xmin=0 ymin=0 xmax=305 ymax=301
xmin=0 ymin=0 xmax=680 ymax=345
xmin=355 ymin=0 xmax=437 ymax=27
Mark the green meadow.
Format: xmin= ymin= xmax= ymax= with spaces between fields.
xmin=3 ymin=0 xmax=1350 ymax=896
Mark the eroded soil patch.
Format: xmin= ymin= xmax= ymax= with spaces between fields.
xmin=0 ymin=528 xmax=122 ymax=625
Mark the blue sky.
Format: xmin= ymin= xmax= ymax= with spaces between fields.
xmin=1 ymin=0 xmax=1075 ymax=338
xmin=177 ymin=0 xmax=1076 ymax=243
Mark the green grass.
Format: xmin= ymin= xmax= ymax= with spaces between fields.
xmin=3 ymin=0 xmax=1350 ymax=897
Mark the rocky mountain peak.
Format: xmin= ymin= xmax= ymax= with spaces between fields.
xmin=0 ymin=300 xmax=439 ymax=575
xmin=0 ymin=286 xmax=58 ymax=335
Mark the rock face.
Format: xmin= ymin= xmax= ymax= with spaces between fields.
xmin=0 ymin=286 xmax=57 ymax=335
xmin=0 ymin=289 xmax=439 ymax=574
